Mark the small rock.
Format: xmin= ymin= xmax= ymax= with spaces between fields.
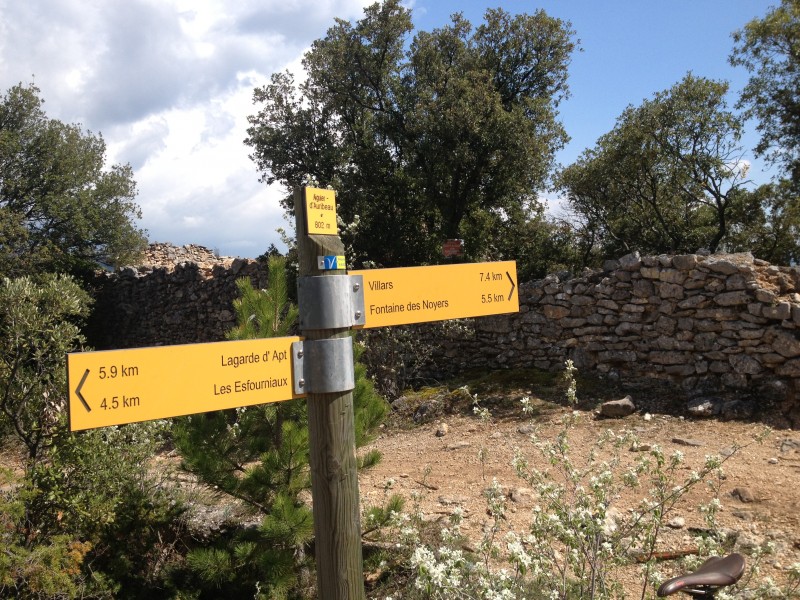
xmin=390 ymin=396 xmax=413 ymax=412
xmin=413 ymin=402 xmax=437 ymax=423
xmin=768 ymin=457 xmax=779 ymax=464
xmin=720 ymin=446 xmax=737 ymax=457
xmin=672 ymin=437 xmax=704 ymax=447
xmin=435 ymin=423 xmax=449 ymax=437
xmin=517 ymin=424 xmax=535 ymax=435
xmin=438 ymin=495 xmax=468 ymax=506
xmin=600 ymin=395 xmax=636 ymax=418
xmin=489 ymin=431 xmax=503 ymax=439
xmin=687 ymin=397 xmax=717 ymax=418
xmin=780 ymin=438 xmax=800 ymax=453
xmin=731 ymin=487 xmax=756 ymax=503
xmin=643 ymin=413 xmax=652 ymax=421
xmin=509 ymin=487 xmax=534 ymax=506
xmin=732 ymin=510 xmax=755 ymax=521
xmin=602 ymin=507 xmax=623 ymax=537
xmin=446 ymin=441 xmax=471 ymax=451
xmin=667 ymin=516 xmax=686 ymax=529
xmin=718 ymin=528 xmax=740 ymax=544
xmin=735 ymin=532 xmax=764 ymax=553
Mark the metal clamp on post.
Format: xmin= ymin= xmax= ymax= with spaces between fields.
xmin=297 ymin=275 xmax=365 ymax=330
xmin=292 ymin=338 xmax=355 ymax=395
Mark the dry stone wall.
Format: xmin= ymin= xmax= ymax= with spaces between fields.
xmin=87 ymin=245 xmax=800 ymax=422
xmin=85 ymin=243 xmax=270 ymax=349
xmin=415 ymin=251 xmax=800 ymax=423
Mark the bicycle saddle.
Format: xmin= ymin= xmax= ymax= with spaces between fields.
xmin=657 ymin=553 xmax=746 ymax=597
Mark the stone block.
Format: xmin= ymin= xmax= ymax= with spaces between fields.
xmin=659 ymin=269 xmax=687 ymax=284
xmin=672 ymin=254 xmax=698 ymax=270
xmin=655 ymin=315 xmax=677 ymax=335
xmin=543 ymin=305 xmax=570 ymax=319
xmin=725 ymin=274 xmax=749 ymax=291
xmin=763 ymin=302 xmax=791 ymax=320
xmin=714 ymin=291 xmax=751 ymax=306
xmin=633 ymin=279 xmax=655 ymax=297
xmin=776 ymin=359 xmax=800 ymax=376
xmin=560 ymin=318 xmax=587 ymax=328
xmin=570 ymin=294 xmax=593 ymax=306
xmin=729 ymin=353 xmax=762 ymax=375
xmin=767 ymin=329 xmax=800 ymax=358
xmin=600 ymin=396 xmax=636 ymax=417
xmin=706 ymin=259 xmax=741 ymax=275
xmin=659 ymin=282 xmax=684 ymax=299
xmin=640 ymin=266 xmax=661 ymax=279
xmin=619 ymin=252 xmax=642 ymax=271
xmin=649 ymin=351 xmax=687 ymax=365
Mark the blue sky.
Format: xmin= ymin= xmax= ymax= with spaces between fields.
xmin=413 ymin=1 xmax=776 ymax=187
xmin=0 ymin=0 xmax=777 ymax=258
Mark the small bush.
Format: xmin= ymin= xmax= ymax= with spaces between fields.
xmin=366 ymin=362 xmax=797 ymax=600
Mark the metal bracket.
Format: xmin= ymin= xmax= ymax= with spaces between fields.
xmin=292 ymin=338 xmax=355 ymax=395
xmin=297 ymin=275 xmax=365 ymax=330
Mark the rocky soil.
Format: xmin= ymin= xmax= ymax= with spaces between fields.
xmin=359 ymin=375 xmax=800 ymax=597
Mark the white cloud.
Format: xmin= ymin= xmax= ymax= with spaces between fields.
xmin=0 ymin=0 xmax=373 ymax=257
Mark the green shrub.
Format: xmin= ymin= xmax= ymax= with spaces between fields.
xmin=0 ymin=275 xmax=187 ymax=598
xmin=368 ymin=362 xmax=795 ymax=600
xmin=174 ymin=257 xmax=389 ymax=598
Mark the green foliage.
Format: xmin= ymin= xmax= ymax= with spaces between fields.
xmin=0 ymin=274 xmax=90 ymax=459
xmin=557 ymin=74 xmax=771 ymax=263
xmin=175 ymin=258 xmax=389 ymax=598
xmin=724 ymin=180 xmax=800 ymax=265
xmin=175 ymin=401 xmax=315 ymax=597
xmin=731 ymin=0 xmax=800 ymax=186
xmin=227 ymin=257 xmax=299 ymax=340
xmin=30 ymin=423 xmax=184 ymax=595
xmin=0 ymin=274 xmax=186 ymax=598
xmin=0 ymin=83 xmax=147 ymax=277
xmin=353 ymin=341 xmax=388 ymax=447
xmin=489 ymin=205 xmax=582 ymax=281
xmin=0 ymin=468 xmax=88 ymax=598
xmin=246 ymin=1 xmax=576 ymax=268
xmin=0 ymin=414 xmax=181 ymax=598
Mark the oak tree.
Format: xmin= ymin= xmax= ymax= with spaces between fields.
xmin=0 ymin=84 xmax=146 ymax=277
xmin=246 ymin=1 xmax=576 ymax=267
xmin=731 ymin=0 xmax=800 ymax=185
xmin=557 ymin=75 xmax=757 ymax=262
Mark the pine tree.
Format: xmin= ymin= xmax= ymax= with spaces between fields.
xmin=174 ymin=256 xmax=388 ymax=598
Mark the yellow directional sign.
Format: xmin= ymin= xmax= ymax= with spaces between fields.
xmin=67 ymin=337 xmax=303 ymax=431
xmin=304 ymin=187 xmax=338 ymax=235
xmin=350 ymin=261 xmax=519 ymax=328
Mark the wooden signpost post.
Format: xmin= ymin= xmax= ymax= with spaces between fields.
xmin=66 ymin=185 xmax=520 ymax=599
xmin=293 ymin=186 xmax=365 ymax=599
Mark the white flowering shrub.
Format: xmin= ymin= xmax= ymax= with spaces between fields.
xmin=367 ymin=362 xmax=798 ymax=600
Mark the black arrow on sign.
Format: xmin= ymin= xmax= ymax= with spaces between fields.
xmin=75 ymin=369 xmax=92 ymax=412
xmin=506 ymin=271 xmax=516 ymax=301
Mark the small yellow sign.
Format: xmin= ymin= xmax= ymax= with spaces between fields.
xmin=350 ymin=261 xmax=519 ymax=328
xmin=67 ymin=337 xmax=303 ymax=431
xmin=304 ymin=187 xmax=338 ymax=235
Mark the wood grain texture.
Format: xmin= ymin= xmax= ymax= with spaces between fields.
xmin=294 ymin=186 xmax=365 ymax=599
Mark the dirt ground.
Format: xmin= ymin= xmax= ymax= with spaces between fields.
xmin=3 ymin=369 xmax=797 ymax=597
xmin=359 ymin=376 xmax=800 ymax=597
